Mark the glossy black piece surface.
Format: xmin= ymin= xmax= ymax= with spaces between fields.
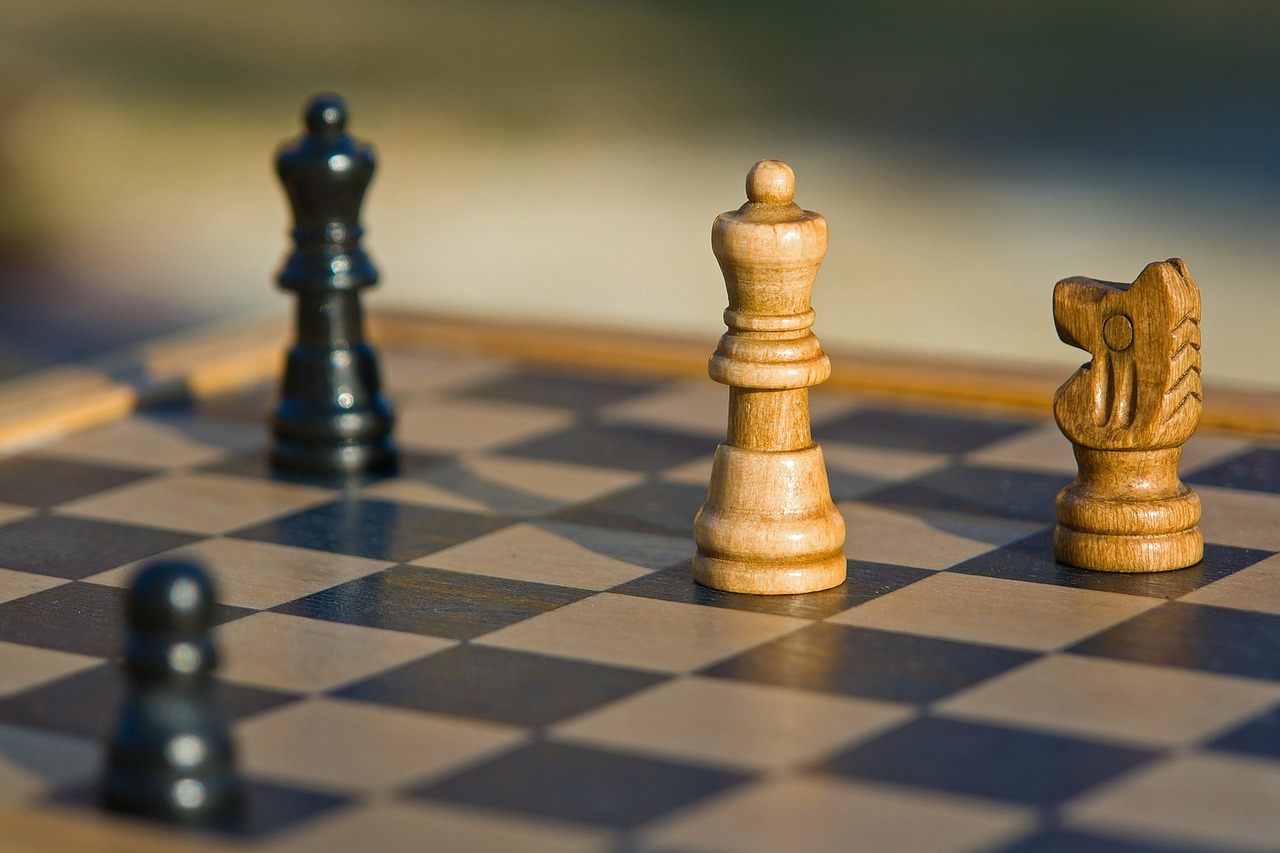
xmin=271 ymin=93 xmax=395 ymax=475
xmin=101 ymin=560 xmax=244 ymax=827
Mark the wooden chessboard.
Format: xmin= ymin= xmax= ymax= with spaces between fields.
xmin=0 ymin=312 xmax=1278 ymax=853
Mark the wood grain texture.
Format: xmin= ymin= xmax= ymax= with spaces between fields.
xmin=691 ymin=160 xmax=847 ymax=595
xmin=1052 ymin=259 xmax=1203 ymax=572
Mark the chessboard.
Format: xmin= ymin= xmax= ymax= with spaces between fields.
xmin=0 ymin=314 xmax=1278 ymax=853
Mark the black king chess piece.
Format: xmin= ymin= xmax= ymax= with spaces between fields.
xmin=102 ymin=560 xmax=243 ymax=827
xmin=271 ymin=93 xmax=396 ymax=474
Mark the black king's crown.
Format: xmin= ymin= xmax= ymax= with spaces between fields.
xmin=271 ymin=93 xmax=396 ymax=475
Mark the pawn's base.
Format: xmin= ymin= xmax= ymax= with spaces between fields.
xmin=693 ymin=551 xmax=847 ymax=595
xmin=1054 ymin=524 xmax=1203 ymax=573
xmin=270 ymin=439 xmax=396 ymax=477
xmin=102 ymin=768 xmax=244 ymax=829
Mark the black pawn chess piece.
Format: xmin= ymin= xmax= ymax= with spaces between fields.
xmin=271 ymin=93 xmax=396 ymax=475
xmin=101 ymin=560 xmax=243 ymax=827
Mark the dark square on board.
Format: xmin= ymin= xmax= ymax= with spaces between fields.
xmin=813 ymin=406 xmax=1038 ymax=454
xmin=817 ymin=715 xmax=1156 ymax=806
xmin=411 ymin=741 xmax=750 ymax=830
xmin=1186 ymin=447 xmax=1280 ymax=494
xmin=272 ymin=564 xmax=589 ymax=640
xmin=702 ymin=622 xmax=1035 ymax=703
xmin=202 ymin=448 xmax=441 ymax=489
xmin=453 ymin=369 xmax=663 ymax=411
xmin=1207 ymin=705 xmax=1280 ymax=761
xmin=335 ymin=644 xmax=666 ymax=727
xmin=231 ymin=499 xmax=514 ymax=563
xmin=497 ymin=424 xmax=710 ymax=474
xmin=952 ymin=532 xmax=1272 ymax=599
xmin=0 ymin=662 xmax=297 ymax=740
xmin=50 ymin=778 xmax=348 ymax=841
xmin=861 ymin=465 xmax=1068 ymax=523
xmin=0 ymin=581 xmax=251 ymax=658
xmin=0 ymin=457 xmax=152 ymax=509
xmin=0 ymin=515 xmax=200 ymax=579
xmin=1069 ymin=601 xmax=1280 ymax=682
xmin=991 ymin=828 xmax=1223 ymax=853
xmin=611 ymin=560 xmax=932 ymax=619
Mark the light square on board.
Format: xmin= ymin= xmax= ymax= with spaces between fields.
xmin=1195 ymin=484 xmax=1280 ymax=551
xmin=86 ymin=537 xmax=395 ymax=610
xmin=935 ymin=653 xmax=1280 ymax=749
xmin=1180 ymin=551 xmax=1280 ymax=615
xmin=828 ymin=572 xmax=1161 ymax=651
xmin=0 ymin=503 xmax=33 ymax=527
xmin=413 ymin=521 xmax=688 ymax=591
xmin=361 ymin=453 xmax=643 ymax=515
xmin=214 ymin=611 xmax=453 ymax=693
xmin=0 ymin=568 xmax=66 ymax=604
xmin=962 ymin=423 xmax=1076 ymax=475
xmin=550 ymin=675 xmax=913 ymax=772
xmin=0 ymin=641 xmax=101 ymax=699
xmin=394 ymin=396 xmax=575 ymax=454
xmin=838 ymin=501 xmax=1047 ymax=570
xmin=235 ymin=697 xmax=525 ymax=794
xmin=599 ymin=378 xmax=730 ymax=438
xmin=475 ymin=592 xmax=808 ymax=674
xmin=599 ymin=378 xmax=856 ymax=439
xmin=33 ymin=414 xmax=259 ymax=470
xmin=641 ymin=775 xmax=1035 ymax=853
xmin=822 ymin=440 xmax=952 ymax=483
xmin=56 ymin=472 xmax=335 ymax=536
xmin=263 ymin=800 xmax=610 ymax=853
xmin=1063 ymin=752 xmax=1280 ymax=852
xmin=379 ymin=349 xmax=514 ymax=397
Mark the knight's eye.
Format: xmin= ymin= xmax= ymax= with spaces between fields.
xmin=1103 ymin=314 xmax=1134 ymax=351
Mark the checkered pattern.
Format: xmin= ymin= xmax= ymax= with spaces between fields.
xmin=0 ymin=347 xmax=1278 ymax=852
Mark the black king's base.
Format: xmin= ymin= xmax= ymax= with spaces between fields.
xmin=271 ymin=291 xmax=395 ymax=476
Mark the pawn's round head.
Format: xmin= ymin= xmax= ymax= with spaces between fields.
xmin=127 ymin=560 xmax=216 ymax=636
xmin=746 ymin=159 xmax=795 ymax=205
xmin=304 ymin=94 xmax=348 ymax=137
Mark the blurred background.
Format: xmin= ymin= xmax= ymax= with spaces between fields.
xmin=0 ymin=0 xmax=1277 ymax=388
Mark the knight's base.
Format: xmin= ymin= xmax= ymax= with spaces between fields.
xmin=692 ymin=551 xmax=847 ymax=595
xmin=1054 ymin=524 xmax=1204 ymax=573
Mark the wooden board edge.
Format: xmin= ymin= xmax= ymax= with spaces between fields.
xmin=368 ymin=309 xmax=1280 ymax=436
xmin=0 ymin=309 xmax=1274 ymax=457
xmin=0 ymin=805 xmax=238 ymax=853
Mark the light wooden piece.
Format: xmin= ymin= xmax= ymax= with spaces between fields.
xmin=1053 ymin=258 xmax=1203 ymax=572
xmin=692 ymin=160 xmax=847 ymax=594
